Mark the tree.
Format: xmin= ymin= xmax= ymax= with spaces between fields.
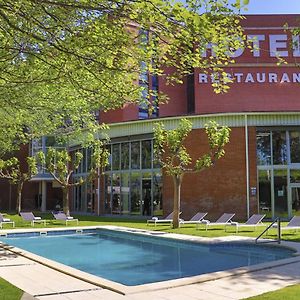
xmin=0 ymin=0 xmax=246 ymax=154
xmin=154 ymin=118 xmax=230 ymax=228
xmin=0 ymin=156 xmax=38 ymax=213
xmin=37 ymin=142 xmax=109 ymax=216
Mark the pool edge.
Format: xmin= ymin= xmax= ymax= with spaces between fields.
xmin=1 ymin=225 xmax=300 ymax=295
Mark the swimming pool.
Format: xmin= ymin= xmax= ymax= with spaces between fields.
xmin=0 ymin=228 xmax=296 ymax=286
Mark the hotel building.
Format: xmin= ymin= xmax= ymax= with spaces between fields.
xmin=2 ymin=14 xmax=300 ymax=221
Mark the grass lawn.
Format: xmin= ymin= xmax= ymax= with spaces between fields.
xmin=0 ymin=277 xmax=23 ymax=300
xmin=2 ymin=212 xmax=300 ymax=242
xmin=1 ymin=212 xmax=300 ymax=300
xmin=244 ymin=284 xmax=300 ymax=300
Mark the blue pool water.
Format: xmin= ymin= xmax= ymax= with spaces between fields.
xmin=0 ymin=229 xmax=295 ymax=285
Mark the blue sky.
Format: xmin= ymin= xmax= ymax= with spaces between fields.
xmin=240 ymin=0 xmax=300 ymax=14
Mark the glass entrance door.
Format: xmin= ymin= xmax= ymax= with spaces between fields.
xmin=291 ymin=187 xmax=300 ymax=217
xmin=274 ymin=170 xmax=288 ymax=219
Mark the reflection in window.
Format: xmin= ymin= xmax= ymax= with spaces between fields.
xmin=82 ymin=149 xmax=87 ymax=173
xmin=130 ymin=172 xmax=141 ymax=214
xmin=104 ymin=174 xmax=112 ymax=214
xmin=290 ymin=169 xmax=300 ymax=184
xmin=121 ymin=173 xmax=130 ymax=213
xmin=112 ymin=173 xmax=121 ymax=213
xmin=87 ymin=147 xmax=92 ymax=171
xmin=153 ymin=172 xmax=163 ymax=216
xmin=105 ymin=145 xmax=111 ymax=171
xmin=76 ymin=149 xmax=83 ymax=174
xmin=256 ymin=131 xmax=271 ymax=165
xmin=272 ymin=131 xmax=287 ymax=165
xmin=103 ymin=139 xmax=162 ymax=216
xmin=142 ymin=173 xmax=152 ymax=216
xmin=131 ymin=142 xmax=140 ymax=169
xmin=121 ymin=143 xmax=130 ymax=170
xmin=290 ymin=131 xmax=300 ymax=163
xmin=80 ymin=182 xmax=87 ymax=211
xmin=45 ymin=136 xmax=56 ymax=147
xmin=86 ymin=182 xmax=95 ymax=213
xmin=142 ymin=140 xmax=152 ymax=169
xmin=151 ymin=75 xmax=159 ymax=118
xmin=112 ymin=144 xmax=120 ymax=170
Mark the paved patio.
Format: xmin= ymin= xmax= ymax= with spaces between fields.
xmin=1 ymin=243 xmax=300 ymax=299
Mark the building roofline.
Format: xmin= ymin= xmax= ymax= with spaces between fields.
xmin=104 ymin=111 xmax=300 ymax=139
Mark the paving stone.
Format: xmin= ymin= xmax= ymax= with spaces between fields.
xmin=21 ymin=293 xmax=36 ymax=300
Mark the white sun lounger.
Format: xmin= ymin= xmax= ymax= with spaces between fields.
xmin=226 ymin=214 xmax=266 ymax=233
xmin=273 ymin=216 xmax=300 ymax=233
xmin=52 ymin=212 xmax=79 ymax=226
xmin=147 ymin=212 xmax=181 ymax=226
xmin=197 ymin=213 xmax=235 ymax=230
xmin=0 ymin=213 xmax=15 ymax=229
xmin=20 ymin=212 xmax=46 ymax=227
xmin=179 ymin=212 xmax=208 ymax=226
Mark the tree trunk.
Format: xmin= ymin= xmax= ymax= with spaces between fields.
xmin=16 ymin=181 xmax=24 ymax=214
xmin=62 ymin=186 xmax=70 ymax=216
xmin=172 ymin=175 xmax=182 ymax=229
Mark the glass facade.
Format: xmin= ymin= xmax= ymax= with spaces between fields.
xmin=138 ymin=29 xmax=159 ymax=119
xmin=71 ymin=138 xmax=162 ymax=216
xmin=257 ymin=128 xmax=300 ymax=219
xmin=104 ymin=138 xmax=162 ymax=216
xmin=31 ymin=137 xmax=65 ymax=175
xmin=72 ymin=147 xmax=97 ymax=213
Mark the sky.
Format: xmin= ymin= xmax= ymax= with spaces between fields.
xmin=240 ymin=0 xmax=300 ymax=14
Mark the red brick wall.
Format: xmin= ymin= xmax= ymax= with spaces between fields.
xmin=195 ymin=66 xmax=300 ymax=114
xmin=162 ymin=127 xmax=258 ymax=221
xmin=100 ymin=104 xmax=138 ymax=123
xmin=159 ymin=68 xmax=188 ymax=117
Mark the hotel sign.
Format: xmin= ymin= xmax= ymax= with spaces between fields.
xmin=199 ymin=72 xmax=300 ymax=84
xmin=201 ymin=34 xmax=300 ymax=58
xmin=199 ymin=34 xmax=300 ymax=84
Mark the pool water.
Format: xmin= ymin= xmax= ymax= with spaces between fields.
xmin=0 ymin=229 xmax=295 ymax=285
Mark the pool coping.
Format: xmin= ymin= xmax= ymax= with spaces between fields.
xmin=1 ymin=225 xmax=300 ymax=295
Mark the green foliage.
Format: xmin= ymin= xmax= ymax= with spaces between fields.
xmin=154 ymin=118 xmax=230 ymax=177
xmin=0 ymin=156 xmax=37 ymax=184
xmin=37 ymin=144 xmax=109 ymax=215
xmin=91 ymin=140 xmax=110 ymax=173
xmin=37 ymin=143 xmax=109 ymax=187
xmin=0 ymin=155 xmax=38 ymax=212
xmin=0 ymin=0 xmax=245 ymax=154
xmin=195 ymin=120 xmax=231 ymax=168
xmin=154 ymin=118 xmax=230 ymax=228
xmin=154 ymin=119 xmax=193 ymax=177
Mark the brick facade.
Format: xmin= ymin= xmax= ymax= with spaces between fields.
xmin=162 ymin=127 xmax=258 ymax=221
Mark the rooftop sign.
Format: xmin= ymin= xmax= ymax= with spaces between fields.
xmin=201 ymin=34 xmax=300 ymax=58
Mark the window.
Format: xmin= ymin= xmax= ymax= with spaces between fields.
xmin=274 ymin=169 xmax=288 ymax=218
xmin=256 ymin=131 xmax=271 ymax=165
xmin=112 ymin=144 xmax=120 ymax=170
xmin=131 ymin=142 xmax=140 ymax=169
xmin=290 ymin=131 xmax=300 ymax=163
xmin=121 ymin=142 xmax=130 ymax=170
xmin=142 ymin=140 xmax=152 ymax=169
xmin=103 ymin=139 xmax=162 ymax=216
xmin=258 ymin=170 xmax=271 ymax=217
xmin=130 ymin=172 xmax=141 ymax=214
xmin=272 ymin=131 xmax=287 ymax=165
